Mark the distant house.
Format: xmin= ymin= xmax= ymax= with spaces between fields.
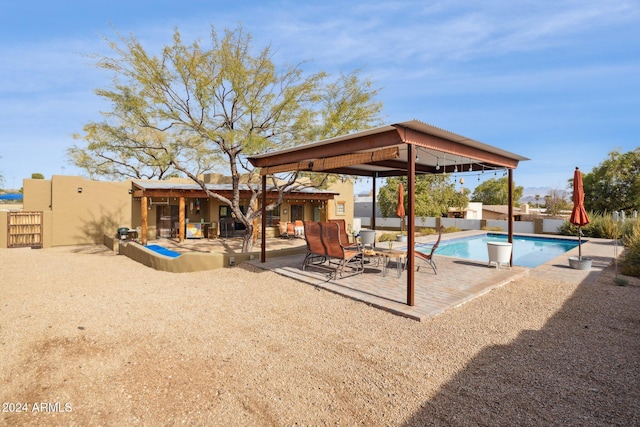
xmin=446 ymin=202 xmax=483 ymax=219
xmin=482 ymin=203 xmax=531 ymax=221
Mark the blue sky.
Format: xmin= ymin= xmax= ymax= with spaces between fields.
xmin=0 ymin=1 xmax=638 ymax=195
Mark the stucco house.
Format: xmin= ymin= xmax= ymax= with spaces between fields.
xmin=1 ymin=174 xmax=353 ymax=249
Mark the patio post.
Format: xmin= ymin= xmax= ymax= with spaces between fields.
xmin=407 ymin=144 xmax=416 ymax=306
xmin=141 ymin=196 xmax=148 ymax=245
xmin=371 ymin=174 xmax=377 ymax=230
xmin=508 ymin=168 xmax=513 ymax=267
xmin=261 ymin=174 xmax=267 ymax=263
xmin=179 ymin=197 xmax=185 ymax=242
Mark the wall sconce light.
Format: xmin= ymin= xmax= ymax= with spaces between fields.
xmin=128 ymin=189 xmax=133 ymax=194
xmin=77 ymin=187 xmax=83 ymax=193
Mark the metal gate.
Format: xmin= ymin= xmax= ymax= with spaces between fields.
xmin=7 ymin=211 xmax=43 ymax=248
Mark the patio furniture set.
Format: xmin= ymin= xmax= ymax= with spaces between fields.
xmin=301 ymin=220 xmax=442 ymax=280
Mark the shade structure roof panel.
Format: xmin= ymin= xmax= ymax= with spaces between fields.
xmin=249 ymin=119 xmax=529 ymax=177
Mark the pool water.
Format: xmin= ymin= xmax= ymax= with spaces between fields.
xmin=415 ymin=233 xmax=580 ymax=268
xmin=145 ymin=244 xmax=181 ymax=258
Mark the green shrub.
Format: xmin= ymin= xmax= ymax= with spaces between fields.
xmin=557 ymin=212 xmax=618 ymax=239
xmin=481 ymin=226 xmax=503 ymax=231
xmin=377 ymin=232 xmax=396 ymax=242
xmin=418 ymin=227 xmax=436 ymax=236
xmin=443 ymin=226 xmax=461 ymax=233
xmin=559 ymin=213 xmax=639 ymax=277
xmin=620 ymin=219 xmax=640 ymax=278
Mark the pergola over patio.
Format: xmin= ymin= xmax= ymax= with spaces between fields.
xmin=248 ymin=119 xmax=529 ymax=306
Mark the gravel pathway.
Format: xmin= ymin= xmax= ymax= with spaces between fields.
xmin=1 ymin=245 xmax=638 ymax=426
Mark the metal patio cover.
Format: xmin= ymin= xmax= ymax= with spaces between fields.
xmin=248 ymin=119 xmax=529 ymax=306
xmin=249 ymin=119 xmax=528 ymax=177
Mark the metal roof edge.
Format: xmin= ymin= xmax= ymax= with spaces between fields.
xmin=392 ymin=119 xmax=530 ymax=162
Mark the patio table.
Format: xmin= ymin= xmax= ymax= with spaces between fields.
xmin=362 ymin=247 xmax=407 ymax=277
xmin=374 ymin=248 xmax=407 ymax=278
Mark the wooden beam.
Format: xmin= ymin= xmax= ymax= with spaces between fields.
xmin=141 ymin=196 xmax=148 ymax=245
xmin=179 ymin=197 xmax=185 ymax=242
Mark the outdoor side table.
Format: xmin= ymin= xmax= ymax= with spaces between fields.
xmin=374 ymin=248 xmax=407 ymax=278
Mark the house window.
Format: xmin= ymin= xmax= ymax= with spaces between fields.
xmin=336 ymin=201 xmax=346 ymax=216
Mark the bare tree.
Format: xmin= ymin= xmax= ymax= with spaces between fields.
xmin=69 ymin=26 xmax=383 ymax=251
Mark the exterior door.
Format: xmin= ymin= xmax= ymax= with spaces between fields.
xmin=156 ymin=206 xmax=172 ymax=238
xmin=290 ymin=204 xmax=304 ymax=221
xmin=156 ymin=205 xmax=179 ymax=238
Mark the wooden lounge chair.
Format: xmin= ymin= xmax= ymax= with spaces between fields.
xmin=415 ymin=226 xmax=444 ymax=274
xmin=320 ymin=222 xmax=364 ymax=279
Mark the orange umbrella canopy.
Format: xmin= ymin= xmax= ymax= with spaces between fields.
xmin=569 ymin=167 xmax=590 ymax=227
xmin=396 ymin=182 xmax=405 ymax=218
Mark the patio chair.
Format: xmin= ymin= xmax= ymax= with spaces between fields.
xmin=206 ymin=221 xmax=217 ymax=240
xmin=320 ymin=222 xmax=364 ymax=279
xmin=415 ymin=225 xmax=443 ymax=274
xmin=278 ymin=221 xmax=291 ymax=239
xmin=328 ymin=219 xmax=358 ymax=248
xmin=302 ymin=221 xmax=326 ymax=269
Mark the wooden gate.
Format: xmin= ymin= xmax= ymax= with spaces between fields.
xmin=7 ymin=211 xmax=43 ymax=248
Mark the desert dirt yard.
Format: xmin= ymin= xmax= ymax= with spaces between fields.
xmin=1 ymin=245 xmax=639 ymax=426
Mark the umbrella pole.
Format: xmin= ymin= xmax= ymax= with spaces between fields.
xmin=578 ymin=226 xmax=582 ymax=260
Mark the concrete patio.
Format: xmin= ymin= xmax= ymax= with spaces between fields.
xmin=246 ymin=231 xmax=618 ymax=321
xmin=141 ymin=230 xmax=618 ymax=321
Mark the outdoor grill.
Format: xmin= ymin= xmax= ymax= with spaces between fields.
xmin=117 ymin=227 xmax=129 ymax=240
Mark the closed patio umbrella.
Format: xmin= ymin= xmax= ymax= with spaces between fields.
xmin=397 ymin=182 xmax=405 ymax=232
xmin=569 ymin=167 xmax=590 ymax=259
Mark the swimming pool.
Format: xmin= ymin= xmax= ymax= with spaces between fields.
xmin=415 ymin=233 xmax=580 ymax=268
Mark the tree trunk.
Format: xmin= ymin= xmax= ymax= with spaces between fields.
xmin=242 ymin=224 xmax=254 ymax=253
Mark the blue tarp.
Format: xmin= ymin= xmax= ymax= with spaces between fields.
xmin=0 ymin=193 xmax=23 ymax=200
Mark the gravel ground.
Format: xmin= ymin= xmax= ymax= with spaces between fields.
xmin=1 ymin=245 xmax=638 ymax=426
